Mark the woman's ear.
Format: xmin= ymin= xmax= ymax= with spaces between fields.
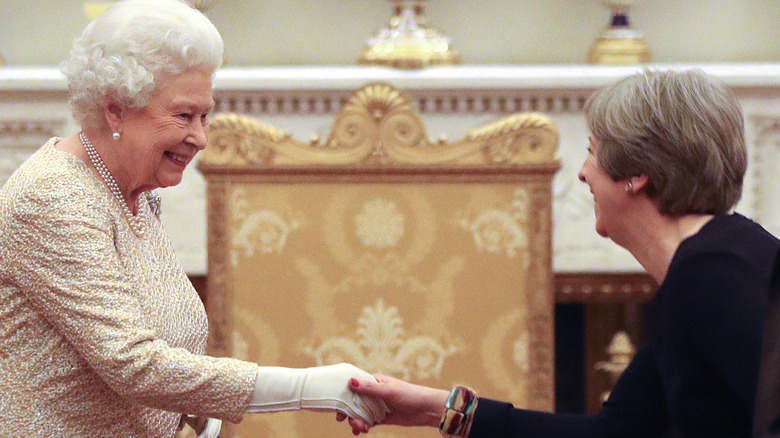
xmin=628 ymin=174 xmax=650 ymax=193
xmin=103 ymin=97 xmax=124 ymax=135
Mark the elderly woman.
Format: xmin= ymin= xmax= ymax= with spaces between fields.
xmin=0 ymin=0 xmax=386 ymax=437
xmin=341 ymin=69 xmax=780 ymax=438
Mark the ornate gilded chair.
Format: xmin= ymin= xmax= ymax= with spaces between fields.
xmin=198 ymin=83 xmax=559 ymax=437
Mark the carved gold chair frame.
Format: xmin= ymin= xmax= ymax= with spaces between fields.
xmin=198 ymin=83 xmax=559 ymax=438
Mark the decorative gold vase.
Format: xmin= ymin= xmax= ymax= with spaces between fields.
xmin=82 ymin=0 xmax=214 ymax=19
xmin=357 ymin=0 xmax=459 ymax=69
xmin=595 ymin=331 xmax=636 ymax=401
xmin=587 ymin=0 xmax=651 ymax=65
xmin=82 ymin=1 xmax=113 ymax=19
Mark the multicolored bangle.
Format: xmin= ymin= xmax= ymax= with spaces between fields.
xmin=439 ymin=386 xmax=479 ymax=438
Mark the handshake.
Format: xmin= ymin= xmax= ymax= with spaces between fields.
xmin=189 ymin=364 xmax=456 ymax=438
xmin=184 ymin=363 xmax=390 ymax=438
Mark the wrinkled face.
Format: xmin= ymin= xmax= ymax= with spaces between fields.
xmin=578 ymin=136 xmax=626 ymax=239
xmin=118 ymin=67 xmax=214 ymax=191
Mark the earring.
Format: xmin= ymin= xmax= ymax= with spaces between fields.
xmin=625 ymin=181 xmax=633 ymax=193
xmin=112 ymin=131 xmax=121 ymax=140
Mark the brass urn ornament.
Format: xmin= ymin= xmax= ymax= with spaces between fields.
xmin=358 ymin=0 xmax=459 ymax=69
xmin=595 ymin=331 xmax=636 ymax=401
xmin=82 ymin=1 xmax=113 ymax=19
xmin=587 ymin=0 xmax=651 ymax=64
xmin=83 ymin=0 xmax=214 ymax=19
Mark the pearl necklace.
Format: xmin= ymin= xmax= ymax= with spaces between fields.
xmin=80 ymin=132 xmax=147 ymax=236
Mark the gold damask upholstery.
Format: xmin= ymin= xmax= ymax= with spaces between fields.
xmin=198 ymin=83 xmax=559 ymax=437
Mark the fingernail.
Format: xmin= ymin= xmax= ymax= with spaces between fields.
xmin=350 ymin=378 xmax=359 ymax=387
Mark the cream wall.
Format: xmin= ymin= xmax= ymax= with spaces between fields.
xmin=0 ymin=0 xmax=778 ymax=66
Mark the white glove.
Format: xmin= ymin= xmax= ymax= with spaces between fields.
xmin=246 ymin=363 xmax=389 ymax=424
xmin=196 ymin=418 xmax=222 ymax=438
xmin=181 ymin=416 xmax=221 ymax=438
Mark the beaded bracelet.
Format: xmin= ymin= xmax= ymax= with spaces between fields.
xmin=439 ymin=386 xmax=478 ymax=438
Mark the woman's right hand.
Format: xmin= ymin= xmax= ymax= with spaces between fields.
xmin=338 ymin=374 xmax=450 ymax=434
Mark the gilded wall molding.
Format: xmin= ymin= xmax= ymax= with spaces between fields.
xmin=0 ymin=117 xmax=66 ymax=186
xmin=0 ymin=118 xmax=63 ymax=138
xmin=555 ymin=272 xmax=658 ymax=303
xmin=749 ymin=115 xmax=780 ymax=235
xmin=214 ymin=89 xmax=591 ymax=116
xmin=201 ymin=83 xmax=559 ymax=170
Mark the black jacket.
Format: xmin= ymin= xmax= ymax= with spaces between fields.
xmin=470 ymin=214 xmax=780 ymax=438
xmin=754 ymin=251 xmax=780 ymax=437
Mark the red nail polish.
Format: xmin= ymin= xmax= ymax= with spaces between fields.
xmin=350 ymin=378 xmax=359 ymax=387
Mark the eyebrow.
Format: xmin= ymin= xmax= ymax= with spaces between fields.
xmin=170 ymin=97 xmax=216 ymax=111
xmin=170 ymin=98 xmax=214 ymax=113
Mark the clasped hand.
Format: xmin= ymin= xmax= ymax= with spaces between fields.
xmin=336 ymin=374 xmax=452 ymax=435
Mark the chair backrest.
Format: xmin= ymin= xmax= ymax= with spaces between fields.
xmin=198 ymin=83 xmax=560 ymax=438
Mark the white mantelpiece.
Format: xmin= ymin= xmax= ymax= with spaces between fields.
xmin=2 ymin=64 xmax=779 ymax=274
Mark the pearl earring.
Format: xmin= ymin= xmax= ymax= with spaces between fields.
xmin=112 ymin=131 xmax=121 ymax=140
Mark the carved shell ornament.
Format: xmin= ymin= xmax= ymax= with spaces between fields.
xmin=199 ymin=83 xmax=559 ymax=169
xmin=203 ymin=116 xmax=286 ymax=166
xmin=469 ymin=113 xmax=558 ymax=164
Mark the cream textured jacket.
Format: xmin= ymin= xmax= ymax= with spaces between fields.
xmin=0 ymin=139 xmax=258 ymax=437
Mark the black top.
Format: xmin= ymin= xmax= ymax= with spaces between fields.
xmin=471 ymin=214 xmax=780 ymax=438
xmin=754 ymin=246 xmax=780 ymax=437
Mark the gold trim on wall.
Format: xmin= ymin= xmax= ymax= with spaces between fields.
xmin=555 ymin=272 xmax=657 ymax=303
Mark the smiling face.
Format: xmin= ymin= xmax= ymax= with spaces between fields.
xmin=115 ymin=67 xmax=214 ymax=193
xmin=578 ymin=136 xmax=629 ymax=239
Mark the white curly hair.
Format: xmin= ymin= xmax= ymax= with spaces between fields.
xmin=60 ymin=0 xmax=224 ymax=130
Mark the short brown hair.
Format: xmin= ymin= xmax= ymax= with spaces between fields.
xmin=585 ymin=69 xmax=746 ymax=215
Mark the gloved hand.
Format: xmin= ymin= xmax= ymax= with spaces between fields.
xmin=181 ymin=416 xmax=221 ymax=438
xmin=247 ymin=363 xmax=389 ymax=425
xmin=196 ymin=418 xmax=222 ymax=438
